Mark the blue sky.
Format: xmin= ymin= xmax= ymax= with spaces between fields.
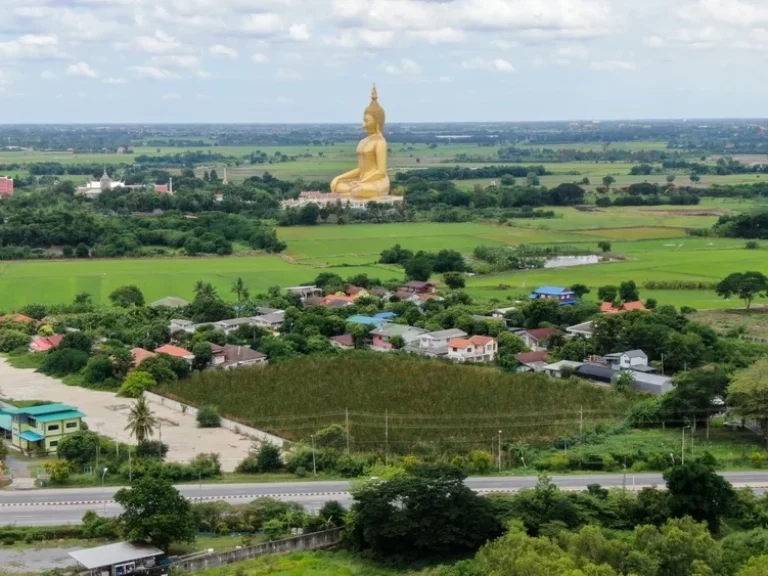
xmin=0 ymin=0 xmax=767 ymax=123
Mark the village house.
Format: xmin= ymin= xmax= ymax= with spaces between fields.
xmin=529 ymin=286 xmax=578 ymax=306
xmin=323 ymin=297 xmax=355 ymax=309
xmin=220 ymin=344 xmax=267 ymax=369
xmin=285 ymin=285 xmax=323 ymax=300
xmin=514 ymin=350 xmax=550 ymax=372
xmin=346 ymin=315 xmax=387 ymax=327
xmin=491 ymin=307 xmax=518 ymax=320
xmin=130 ymin=347 xmax=155 ymax=368
xmin=69 ymin=541 xmax=164 ymax=576
xmin=29 ymin=334 xmax=65 ymax=353
xmin=574 ymin=363 xmax=673 ymax=395
xmin=447 ymin=335 xmax=498 ymax=363
xmin=519 ymin=327 xmax=564 ymax=351
xmin=600 ymin=301 xmax=647 ymax=314
xmin=371 ymin=324 xmax=428 ymax=351
xmin=566 ymin=321 xmax=596 ymax=339
xmin=149 ymin=296 xmax=189 ymax=309
xmin=405 ymin=328 xmax=468 ymax=358
xmin=542 ymin=360 xmax=584 ymax=378
xmin=604 ymin=349 xmax=651 ymax=371
xmin=0 ymin=403 xmax=85 ymax=455
xmin=0 ymin=313 xmax=38 ymax=326
xmin=154 ymin=344 xmax=194 ymax=362
xmin=251 ymin=311 xmax=286 ymax=331
xmin=400 ymin=281 xmax=437 ymax=295
xmin=330 ymin=334 xmax=355 ymax=350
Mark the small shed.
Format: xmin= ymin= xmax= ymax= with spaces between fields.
xmin=69 ymin=542 xmax=164 ymax=576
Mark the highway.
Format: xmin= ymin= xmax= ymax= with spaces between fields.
xmin=2 ymin=472 xmax=768 ymax=526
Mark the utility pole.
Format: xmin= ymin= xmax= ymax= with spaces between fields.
xmin=128 ymin=445 xmax=132 ymax=482
xmin=345 ymin=408 xmax=350 ymax=454
xmin=498 ymin=430 xmax=502 ymax=472
xmin=384 ymin=410 xmax=389 ymax=466
xmin=311 ymin=435 xmax=317 ymax=476
xmin=579 ymin=406 xmax=584 ymax=467
xmin=661 ymin=354 xmax=665 ymax=375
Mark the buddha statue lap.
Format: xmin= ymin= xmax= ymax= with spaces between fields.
xmin=330 ymin=85 xmax=390 ymax=199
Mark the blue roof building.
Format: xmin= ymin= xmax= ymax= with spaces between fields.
xmin=373 ymin=312 xmax=398 ymax=320
xmin=346 ymin=315 xmax=387 ymax=327
xmin=529 ymin=286 xmax=578 ymax=306
xmin=0 ymin=403 xmax=85 ymax=455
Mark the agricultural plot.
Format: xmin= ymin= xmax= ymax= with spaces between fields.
xmin=157 ymin=353 xmax=630 ymax=451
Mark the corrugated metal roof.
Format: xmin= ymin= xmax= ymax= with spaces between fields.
xmin=69 ymin=542 xmax=164 ymax=569
xmin=9 ymin=404 xmax=75 ymax=416
xmin=0 ymin=414 xmax=11 ymax=431
xmin=35 ymin=410 xmax=85 ymax=423
xmin=19 ymin=430 xmax=44 ymax=441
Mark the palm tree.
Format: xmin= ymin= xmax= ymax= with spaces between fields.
xmin=231 ymin=277 xmax=248 ymax=303
xmin=125 ymin=397 xmax=157 ymax=444
xmin=194 ymin=281 xmax=217 ymax=300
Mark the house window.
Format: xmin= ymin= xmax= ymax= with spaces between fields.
xmin=49 ymin=440 xmax=58 ymax=447
xmin=48 ymin=424 xmax=60 ymax=431
xmin=66 ymin=422 xmax=78 ymax=429
xmin=27 ymin=418 xmax=37 ymax=428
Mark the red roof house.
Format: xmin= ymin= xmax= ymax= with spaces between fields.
xmin=330 ymin=334 xmax=355 ymax=349
xmin=521 ymin=328 xmax=564 ymax=350
xmin=29 ymin=334 xmax=65 ymax=353
xmin=130 ymin=347 xmax=156 ymax=367
xmin=601 ymin=301 xmax=647 ymax=314
xmin=155 ymin=344 xmax=194 ymax=360
xmin=0 ymin=313 xmax=38 ymax=326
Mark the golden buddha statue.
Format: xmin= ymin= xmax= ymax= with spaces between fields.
xmin=330 ymin=84 xmax=390 ymax=199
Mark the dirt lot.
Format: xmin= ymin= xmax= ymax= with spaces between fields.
xmin=689 ymin=308 xmax=768 ymax=340
xmin=0 ymin=359 xmax=252 ymax=471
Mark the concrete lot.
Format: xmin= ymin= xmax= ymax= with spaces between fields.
xmin=0 ymin=358 xmax=251 ymax=471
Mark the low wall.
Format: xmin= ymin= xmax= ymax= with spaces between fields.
xmin=143 ymin=391 xmax=285 ymax=447
xmin=172 ymin=528 xmax=343 ymax=572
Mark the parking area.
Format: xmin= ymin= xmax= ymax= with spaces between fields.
xmin=0 ymin=359 xmax=252 ymax=471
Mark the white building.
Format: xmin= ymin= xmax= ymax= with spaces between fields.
xmin=447 ymin=335 xmax=498 ymax=363
xmin=77 ymin=169 xmax=125 ymax=198
xmin=566 ymin=321 xmax=595 ymax=339
xmin=280 ymin=191 xmax=403 ymax=210
xmin=405 ymin=328 xmax=468 ymax=358
xmin=604 ymin=350 xmax=649 ymax=371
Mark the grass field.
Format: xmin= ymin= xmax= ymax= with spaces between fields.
xmin=157 ymin=353 xmax=631 ymax=451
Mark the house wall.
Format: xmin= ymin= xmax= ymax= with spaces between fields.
xmin=372 ymin=335 xmax=392 ymax=349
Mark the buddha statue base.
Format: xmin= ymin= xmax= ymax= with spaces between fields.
xmin=333 ymin=177 xmax=391 ymax=199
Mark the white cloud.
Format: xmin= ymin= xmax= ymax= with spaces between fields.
xmin=275 ymin=96 xmax=295 ymax=104
xmin=589 ymin=59 xmax=636 ymax=70
xmin=644 ymin=26 xmax=723 ymax=49
xmin=409 ymin=28 xmax=466 ymax=44
xmin=439 ymin=76 xmax=454 ymax=82
xmin=380 ymin=57 xmax=421 ymax=74
xmin=161 ymin=92 xmax=181 ymax=100
xmin=196 ymin=70 xmax=212 ymax=79
xmin=66 ymin=62 xmax=97 ymax=78
xmin=103 ymin=77 xmax=127 ymax=85
xmin=132 ymin=65 xmax=179 ymax=79
xmin=276 ymin=68 xmax=300 ymax=80
xmin=251 ymin=52 xmax=269 ymax=63
xmin=679 ymin=0 xmax=768 ymax=27
xmin=289 ymin=23 xmax=311 ymax=42
xmin=136 ymin=31 xmax=181 ymax=55
xmin=14 ymin=7 xmax=120 ymax=42
xmin=40 ymin=70 xmax=56 ymax=80
xmin=209 ymin=44 xmax=239 ymax=58
xmin=242 ymin=12 xmax=283 ymax=35
xmin=324 ymin=29 xmax=395 ymax=48
xmin=0 ymin=35 xmax=63 ymax=60
xmin=491 ymin=39 xmax=519 ymax=49
xmin=556 ymin=44 xmax=590 ymax=60
xmin=461 ymin=57 xmax=515 ymax=72
xmin=196 ymin=94 xmax=209 ymax=100
xmin=151 ymin=55 xmax=201 ymax=69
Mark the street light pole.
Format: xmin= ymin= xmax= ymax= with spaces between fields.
xmin=311 ymin=435 xmax=317 ymax=476
xmin=498 ymin=430 xmax=502 ymax=472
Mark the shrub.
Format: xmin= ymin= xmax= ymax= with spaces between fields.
xmin=746 ymin=240 xmax=760 ymax=250
xmin=551 ymin=453 xmax=569 ymax=471
xmin=39 ymin=348 xmax=89 ymax=376
xmin=471 ymin=450 xmax=493 ymax=474
xmin=235 ymin=442 xmax=283 ymax=474
xmin=196 ymin=405 xmax=221 ymax=428
xmin=403 ymin=455 xmax=421 ymax=472
xmin=136 ymin=440 xmax=169 ymax=460
xmin=750 ymin=452 xmax=766 ymax=469
xmin=295 ymin=466 xmax=307 ymax=478
xmin=335 ymin=454 xmax=367 ymax=478
xmin=313 ymin=424 xmax=348 ymax=451
xmin=118 ymin=371 xmax=156 ymax=398
xmin=0 ymin=330 xmax=30 ymax=353
xmin=83 ymin=356 xmax=114 ymax=385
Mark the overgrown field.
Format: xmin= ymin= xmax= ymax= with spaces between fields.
xmin=156 ymin=353 xmax=631 ymax=452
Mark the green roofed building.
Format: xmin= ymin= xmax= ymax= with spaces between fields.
xmin=0 ymin=403 xmax=85 ymax=455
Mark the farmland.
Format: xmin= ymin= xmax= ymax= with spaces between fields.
xmin=156 ymin=353 xmax=631 ymax=452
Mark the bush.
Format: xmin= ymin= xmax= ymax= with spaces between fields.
xmin=750 ymin=452 xmax=766 ymax=469
xmin=335 ymin=454 xmax=367 ymax=478
xmin=136 ymin=440 xmax=169 ymax=460
xmin=39 ymin=348 xmax=89 ymax=376
xmin=295 ymin=466 xmax=307 ymax=478
xmin=551 ymin=453 xmax=569 ymax=471
xmin=83 ymin=356 xmax=114 ymax=385
xmin=118 ymin=371 xmax=156 ymax=398
xmin=471 ymin=450 xmax=493 ymax=474
xmin=746 ymin=240 xmax=760 ymax=250
xmin=235 ymin=442 xmax=283 ymax=474
xmin=313 ymin=424 xmax=348 ymax=451
xmin=0 ymin=330 xmax=30 ymax=353
xmin=196 ymin=405 xmax=221 ymax=428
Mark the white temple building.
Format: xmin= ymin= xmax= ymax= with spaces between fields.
xmin=77 ymin=169 xmax=125 ymax=198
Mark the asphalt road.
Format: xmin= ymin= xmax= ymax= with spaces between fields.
xmin=3 ymin=472 xmax=768 ymax=526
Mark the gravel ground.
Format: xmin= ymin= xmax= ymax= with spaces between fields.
xmin=0 ymin=358 xmax=252 ymax=472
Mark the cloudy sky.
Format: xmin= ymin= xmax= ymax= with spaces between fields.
xmin=0 ymin=0 xmax=766 ymax=123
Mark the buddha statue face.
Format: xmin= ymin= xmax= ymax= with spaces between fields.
xmin=363 ymin=113 xmax=379 ymax=135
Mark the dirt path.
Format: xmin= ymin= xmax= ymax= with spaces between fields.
xmin=0 ymin=359 xmax=251 ymax=472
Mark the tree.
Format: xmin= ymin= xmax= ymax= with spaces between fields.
xmin=83 ymin=356 xmax=115 ymax=385
xmin=666 ymin=174 xmax=676 ymax=184
xmin=664 ymin=460 xmax=735 ymax=532
xmin=664 ymin=367 xmax=730 ymax=435
xmin=75 ymin=243 xmax=90 ymax=258
xmin=57 ymin=430 xmax=99 ymax=466
xmin=59 ymin=331 xmax=93 ymax=353
xmin=597 ymin=241 xmax=612 ymax=253
xmin=314 ymin=424 xmax=348 ymax=450
xmin=405 ymin=255 xmax=433 ymax=282
xmin=74 ymin=292 xmax=92 ymax=305
xmin=114 ymin=476 xmax=196 ymax=551
xmin=614 ymin=370 xmax=635 ymax=393
xmin=196 ymin=405 xmax=221 ymax=428
xmin=729 ymin=359 xmax=768 ymax=447
xmin=298 ymin=203 xmax=320 ymax=225
xmin=619 ymin=280 xmax=640 ymax=302
xmin=597 ymin=285 xmax=618 ymax=302
xmin=231 ymin=277 xmax=250 ymax=303
xmin=318 ymin=500 xmax=347 ymax=528
xmin=739 ymin=555 xmax=768 ymax=576
xmin=433 ymin=249 xmax=466 ymax=273
xmin=602 ymin=175 xmax=615 ymax=188
xmin=119 ymin=371 xmax=157 ymax=398
xmin=109 ymin=285 xmax=145 ymax=308
xmin=526 ymin=172 xmax=540 ymax=186
xmin=570 ymin=284 xmax=590 ymax=299
xmin=191 ymin=342 xmax=213 ymax=370
xmin=45 ymin=460 xmax=72 ymax=484
xmin=124 ymin=396 xmax=157 ymax=443
xmin=690 ymin=173 xmax=701 ymax=184
xmin=348 ymin=473 xmax=503 ymax=560
xmin=443 ymin=271 xmax=466 ymax=290
xmin=501 ymin=174 xmax=516 ymax=186
xmin=0 ymin=330 xmax=29 ymax=352
xmin=716 ymin=272 xmax=768 ymax=309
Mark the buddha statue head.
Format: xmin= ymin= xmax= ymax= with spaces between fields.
xmin=363 ymin=84 xmax=385 ymax=135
